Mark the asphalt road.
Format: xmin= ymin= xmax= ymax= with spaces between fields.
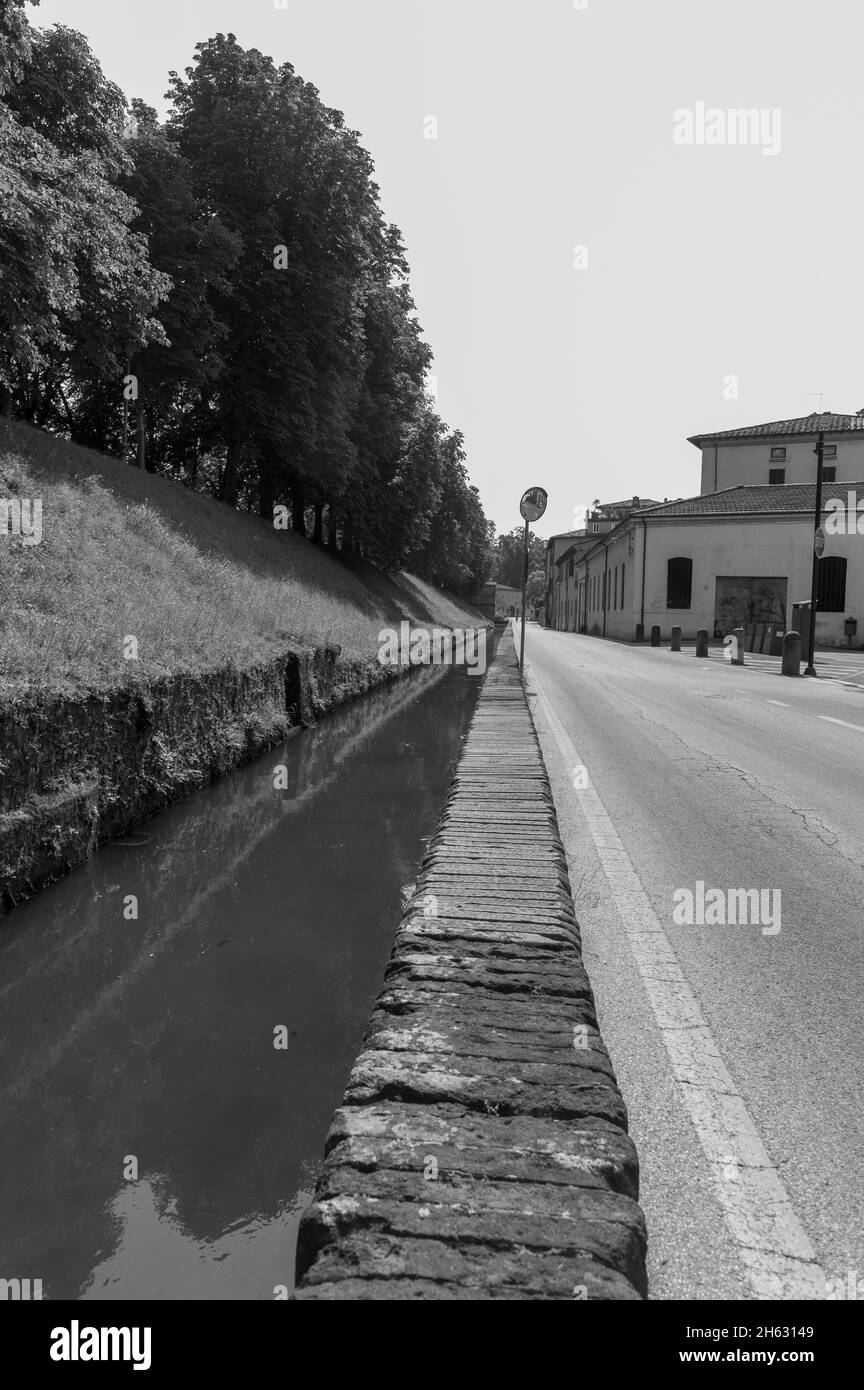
xmin=522 ymin=624 xmax=863 ymax=1302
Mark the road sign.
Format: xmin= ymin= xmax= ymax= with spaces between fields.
xmin=814 ymin=526 xmax=826 ymax=558
xmin=520 ymin=487 xmax=548 ymax=523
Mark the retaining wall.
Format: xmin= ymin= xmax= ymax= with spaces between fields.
xmin=0 ymin=644 xmax=413 ymax=913
xmin=294 ymin=629 xmax=647 ymax=1300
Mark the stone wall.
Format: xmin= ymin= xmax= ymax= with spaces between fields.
xmin=0 ymin=644 xmax=403 ymax=913
xmin=294 ymin=630 xmax=647 ymax=1300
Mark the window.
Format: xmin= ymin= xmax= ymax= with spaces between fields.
xmin=768 ymin=468 xmax=786 ymax=484
xmin=613 ymin=567 xmax=618 ymax=609
xmin=824 ymin=445 xmax=837 ymax=459
xmin=620 ymin=562 xmax=625 ymax=608
xmin=667 ymin=557 xmax=693 ymax=609
xmin=602 ymin=572 xmax=607 ymax=610
xmin=822 ymin=466 xmax=837 ymax=483
xmin=770 ymin=447 xmax=787 ymax=461
xmin=818 ymin=556 xmax=847 ymax=612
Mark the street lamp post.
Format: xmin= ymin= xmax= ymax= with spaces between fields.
xmin=804 ymin=431 xmax=825 ymax=677
xmin=518 ymin=487 xmax=548 ymax=677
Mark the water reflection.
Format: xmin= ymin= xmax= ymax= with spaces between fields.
xmin=0 ymin=666 xmax=480 ymax=1300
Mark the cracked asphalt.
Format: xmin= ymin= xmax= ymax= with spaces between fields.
xmin=524 ymin=625 xmax=864 ymax=1301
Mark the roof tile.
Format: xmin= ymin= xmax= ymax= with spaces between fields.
xmin=688 ymin=413 xmax=864 ymax=444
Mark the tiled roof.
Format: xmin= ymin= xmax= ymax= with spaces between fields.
xmin=644 ymin=483 xmax=864 ymax=518
xmin=688 ymin=413 xmax=864 ymax=445
xmin=598 ymin=498 xmax=663 ymax=512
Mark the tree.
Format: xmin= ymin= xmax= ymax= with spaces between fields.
xmin=0 ymin=18 xmax=491 ymax=587
xmin=491 ymin=527 xmax=546 ymax=588
xmin=0 ymin=0 xmax=34 ymax=98
xmin=0 ymin=20 xmax=170 ymax=434
xmin=121 ymin=101 xmax=239 ymax=472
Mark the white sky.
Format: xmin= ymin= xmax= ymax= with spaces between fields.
xmin=26 ymin=0 xmax=864 ymax=536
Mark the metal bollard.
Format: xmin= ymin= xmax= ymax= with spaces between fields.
xmin=651 ymin=625 xmax=661 ymax=647
xmin=696 ymin=629 xmax=709 ymax=658
xmin=670 ymin=626 xmax=682 ymax=652
xmin=731 ymin=627 xmax=745 ymax=665
xmin=782 ymin=629 xmax=802 ymax=676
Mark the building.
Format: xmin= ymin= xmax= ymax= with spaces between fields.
xmin=689 ymin=411 xmax=864 ymax=493
xmin=545 ymin=498 xmax=661 ymax=629
xmin=564 ymin=482 xmax=864 ymax=647
xmin=494 ymin=583 xmax=524 ymax=618
xmin=477 ymin=582 xmax=525 ymax=620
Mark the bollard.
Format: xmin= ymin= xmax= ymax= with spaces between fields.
xmin=670 ymin=626 xmax=682 ymax=652
xmin=782 ymin=629 xmax=802 ymax=677
xmin=696 ymin=629 xmax=709 ymax=658
xmin=651 ymin=625 xmax=661 ymax=647
xmin=731 ymin=627 xmax=745 ymax=666
xmin=635 ymin=623 xmax=645 ymax=643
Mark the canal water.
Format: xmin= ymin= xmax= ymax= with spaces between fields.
xmin=0 ymin=666 xmax=481 ymax=1300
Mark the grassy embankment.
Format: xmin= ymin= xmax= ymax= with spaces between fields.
xmin=0 ymin=418 xmax=482 ymax=697
xmin=0 ymin=420 xmax=487 ymax=908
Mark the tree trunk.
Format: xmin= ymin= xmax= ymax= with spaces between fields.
xmin=137 ymin=403 xmax=146 ymax=469
xmin=145 ymin=410 xmax=157 ymax=473
xmin=57 ymin=384 xmax=75 ymax=435
xmin=38 ymin=377 xmax=55 ymax=428
xmin=121 ymin=356 xmax=131 ymax=461
xmin=221 ymin=436 xmax=243 ymax=505
xmin=327 ymin=506 xmax=339 ymax=551
xmin=312 ymin=502 xmax=324 ymax=544
xmin=258 ymin=459 xmax=274 ymax=521
xmin=292 ymin=483 xmax=306 ymax=535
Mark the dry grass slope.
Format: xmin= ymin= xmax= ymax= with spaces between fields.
xmin=0 ymin=420 xmax=484 ymax=696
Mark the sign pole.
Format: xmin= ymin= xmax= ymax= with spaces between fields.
xmin=517 ymin=487 xmax=548 ymax=679
xmin=519 ymin=516 xmax=529 ymax=677
xmin=804 ymin=430 xmax=824 ymax=677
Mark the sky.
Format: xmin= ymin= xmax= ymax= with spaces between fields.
xmin=26 ymin=0 xmax=864 ymax=538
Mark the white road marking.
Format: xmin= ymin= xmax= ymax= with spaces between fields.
xmin=766 ymin=700 xmax=790 ymax=707
xmin=527 ymin=659 xmax=825 ymax=1300
xmin=818 ymin=715 xmax=864 ymax=734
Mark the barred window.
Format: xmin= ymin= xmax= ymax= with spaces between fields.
xmin=818 ymin=556 xmax=847 ymax=613
xmin=667 ymin=557 xmax=692 ymax=610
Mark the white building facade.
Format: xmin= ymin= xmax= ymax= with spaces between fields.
xmin=689 ymin=411 xmax=864 ymax=493
xmin=566 ymin=484 xmax=864 ymax=648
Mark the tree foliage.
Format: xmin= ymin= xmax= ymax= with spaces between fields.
xmin=0 ymin=19 xmax=489 ymax=594
xmin=491 ymin=528 xmax=546 ymax=588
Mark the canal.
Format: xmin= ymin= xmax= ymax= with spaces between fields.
xmin=0 ymin=665 xmax=481 ymax=1300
